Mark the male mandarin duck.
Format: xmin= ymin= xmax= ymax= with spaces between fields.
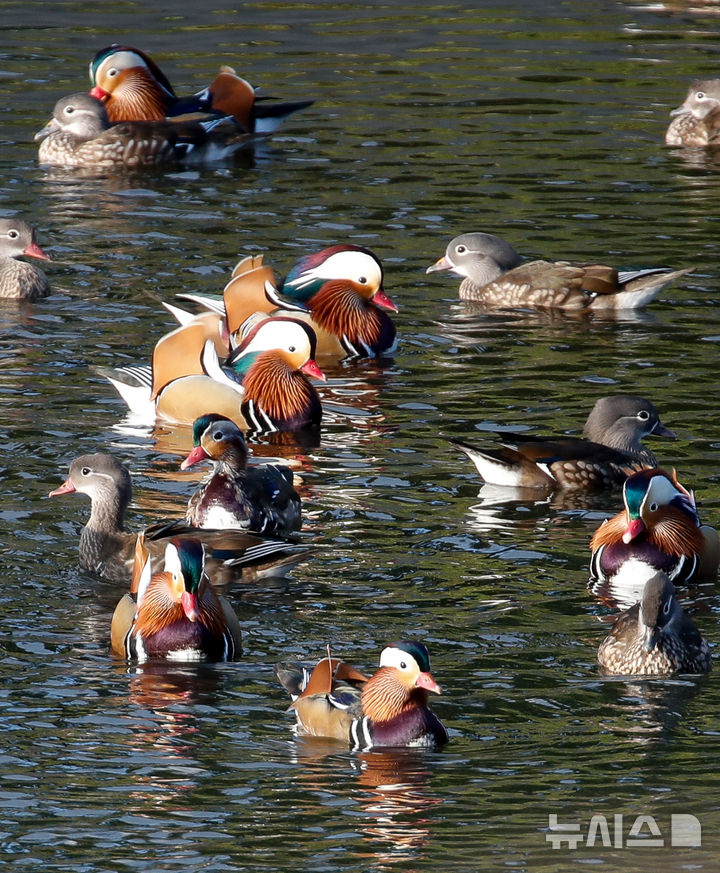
xmin=0 ymin=218 xmax=51 ymax=300
xmin=35 ymin=93 xmax=251 ymax=168
xmin=589 ymin=468 xmax=720 ymax=589
xmin=165 ymin=255 xmax=309 ymax=354
xmin=448 ymin=395 xmax=675 ymax=490
xmin=49 ymin=453 xmax=311 ymax=585
xmin=89 ymin=44 xmax=313 ymax=135
xmin=171 ymin=245 xmax=398 ymax=360
xmin=665 ymin=79 xmax=720 ymax=147
xmin=98 ymin=316 xmax=325 ymax=433
xmin=597 ymin=572 xmax=711 ymax=675
xmin=276 ymin=641 xmax=448 ymax=750
xmin=426 ymin=232 xmax=693 ymax=310
xmin=111 ymin=536 xmax=242 ymax=662
xmin=180 ymin=413 xmax=302 ymax=534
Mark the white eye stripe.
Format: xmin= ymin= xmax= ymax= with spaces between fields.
xmin=379 ymin=646 xmax=418 ymax=671
xmin=286 ymin=251 xmax=382 ymax=289
xmin=240 ymin=321 xmax=311 ymax=357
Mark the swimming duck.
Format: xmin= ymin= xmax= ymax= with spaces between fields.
xmin=173 ymin=245 xmax=398 ymax=360
xmin=449 ymin=395 xmax=675 ymax=490
xmin=665 ymin=79 xmax=720 ymax=147
xmin=590 ymin=468 xmax=720 ymax=589
xmin=89 ymin=44 xmax=313 ymax=135
xmin=0 ymin=218 xmax=51 ymax=300
xmin=111 ymin=536 xmax=243 ymax=662
xmin=276 ymin=641 xmax=448 ymax=750
xmin=181 ymin=413 xmax=302 ymax=534
xmin=98 ymin=316 xmax=325 ymax=433
xmin=35 ymin=93 xmax=251 ymax=168
xmin=597 ymin=572 xmax=711 ymax=675
xmin=49 ymin=453 xmax=311 ymax=584
xmin=426 ymin=232 xmax=693 ymax=310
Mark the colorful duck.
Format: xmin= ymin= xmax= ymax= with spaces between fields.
xmin=0 ymin=218 xmax=51 ymax=300
xmin=49 ymin=453 xmax=311 ymax=584
xmin=426 ymin=232 xmax=693 ymax=310
xmin=181 ymin=413 xmax=302 ymax=534
xmin=276 ymin=641 xmax=448 ymax=750
xmin=89 ymin=44 xmax=313 ymax=135
xmin=589 ymin=468 xmax=720 ymax=590
xmin=98 ymin=316 xmax=325 ymax=433
xmin=111 ymin=536 xmax=243 ymax=662
xmin=35 ymin=93 xmax=251 ymax=168
xmin=597 ymin=572 xmax=711 ymax=675
xmin=170 ymin=245 xmax=398 ymax=360
xmin=449 ymin=395 xmax=674 ymax=490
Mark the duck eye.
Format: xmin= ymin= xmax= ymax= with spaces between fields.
xmin=81 ymin=467 xmax=91 ymax=476
xmin=212 ymin=430 xmax=223 ymax=441
xmin=288 ymin=345 xmax=296 ymax=353
xmin=358 ymin=276 xmax=368 ymax=284
xmin=108 ymin=67 xmax=118 ymax=78
xmin=399 ymin=660 xmax=407 ymax=669
xmin=697 ymin=91 xmax=706 ymax=100
xmin=456 ymin=245 xmax=467 ymax=254
xmin=65 ymin=106 xmax=75 ymax=115
xmin=650 ymin=502 xmax=658 ymax=512
xmin=636 ymin=410 xmax=650 ymax=421
xmin=7 ymin=229 xmax=18 ymax=240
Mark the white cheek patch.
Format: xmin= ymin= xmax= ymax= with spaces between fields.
xmin=379 ymin=646 xmax=418 ymax=671
xmin=240 ymin=321 xmax=311 ymax=357
xmin=641 ymin=475 xmax=679 ymax=514
xmin=285 ymin=250 xmax=382 ymax=290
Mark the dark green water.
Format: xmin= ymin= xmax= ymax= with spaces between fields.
xmin=2 ymin=1 xmax=720 ymax=870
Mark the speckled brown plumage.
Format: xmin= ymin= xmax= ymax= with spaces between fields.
xmin=0 ymin=219 xmax=50 ymax=300
xmin=427 ymin=232 xmax=692 ymax=310
xmin=666 ymin=79 xmax=720 ymax=147
xmin=597 ymin=572 xmax=711 ymax=675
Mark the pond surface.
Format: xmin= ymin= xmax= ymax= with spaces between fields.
xmin=2 ymin=1 xmax=720 ymax=870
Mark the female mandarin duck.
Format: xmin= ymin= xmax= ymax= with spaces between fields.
xmin=170 ymin=245 xmax=398 ymax=360
xmin=665 ymin=79 xmax=720 ymax=147
xmin=111 ymin=536 xmax=243 ymax=662
xmin=426 ymin=232 xmax=692 ymax=310
xmin=590 ymin=468 xmax=720 ymax=589
xmin=98 ymin=316 xmax=325 ymax=433
xmin=35 ymin=93 xmax=250 ymax=168
xmin=597 ymin=572 xmax=711 ymax=675
xmin=0 ymin=218 xmax=51 ymax=300
xmin=180 ymin=413 xmax=302 ymax=534
xmin=276 ymin=641 xmax=448 ymax=750
xmin=449 ymin=395 xmax=675 ymax=490
xmin=49 ymin=453 xmax=310 ymax=584
xmin=89 ymin=44 xmax=313 ymax=135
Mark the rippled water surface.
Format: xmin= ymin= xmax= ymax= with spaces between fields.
xmin=3 ymin=1 xmax=720 ymax=870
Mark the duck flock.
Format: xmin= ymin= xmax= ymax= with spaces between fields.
xmin=3 ymin=44 xmax=717 ymax=751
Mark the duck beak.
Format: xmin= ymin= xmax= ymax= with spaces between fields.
xmin=426 ymin=255 xmax=453 ymax=274
xmin=622 ymin=518 xmax=645 ymax=544
xmin=34 ymin=118 xmax=60 ymax=143
xmin=49 ymin=477 xmax=76 ymax=497
xmin=372 ymin=288 xmax=398 ymax=313
xmin=651 ymin=421 xmax=676 ymax=439
xmin=89 ymin=85 xmax=109 ymax=101
xmin=181 ymin=591 xmax=199 ymax=623
xmin=24 ymin=240 xmax=51 ymax=261
xmin=415 ymin=671 xmax=442 ymax=694
xmin=643 ymin=625 xmax=658 ymax=652
xmin=669 ymin=105 xmax=686 ymax=117
xmin=301 ymin=359 xmax=326 ymax=382
xmin=180 ymin=445 xmax=209 ymax=470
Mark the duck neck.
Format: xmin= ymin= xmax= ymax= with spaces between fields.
xmin=361 ymin=668 xmax=427 ymax=723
